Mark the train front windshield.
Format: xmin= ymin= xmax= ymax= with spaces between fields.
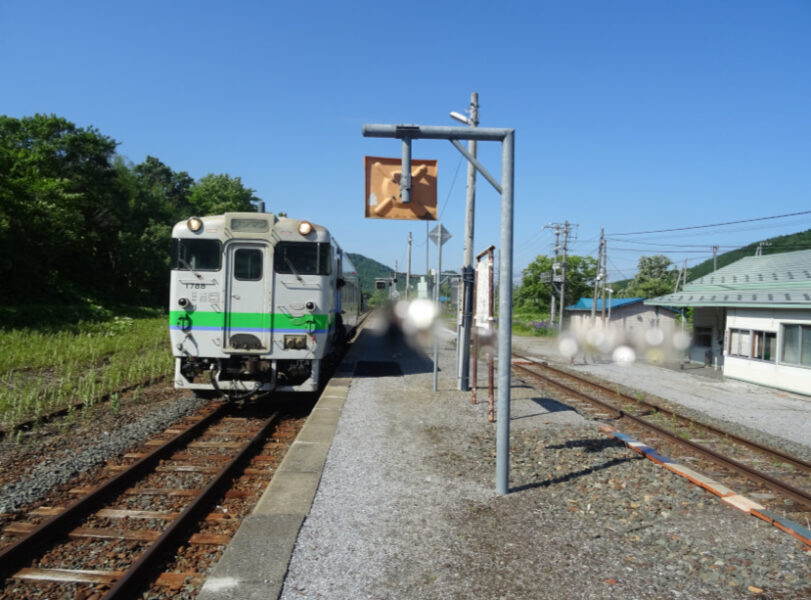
xmin=172 ymin=239 xmax=222 ymax=270
xmin=274 ymin=242 xmax=332 ymax=276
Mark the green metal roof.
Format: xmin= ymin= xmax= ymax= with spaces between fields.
xmin=645 ymin=249 xmax=811 ymax=308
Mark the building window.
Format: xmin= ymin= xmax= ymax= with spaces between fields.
xmin=728 ymin=328 xmax=776 ymax=362
xmin=728 ymin=329 xmax=751 ymax=358
xmin=752 ymin=331 xmax=776 ymax=361
xmin=782 ymin=324 xmax=811 ymax=367
xmin=693 ymin=326 xmax=712 ymax=347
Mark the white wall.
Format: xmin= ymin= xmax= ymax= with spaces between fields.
xmin=723 ymin=307 xmax=811 ymax=396
xmin=569 ymin=304 xmax=679 ymax=335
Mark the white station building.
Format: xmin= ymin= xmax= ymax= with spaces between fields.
xmin=645 ymin=249 xmax=811 ymax=396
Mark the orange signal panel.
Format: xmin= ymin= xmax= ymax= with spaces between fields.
xmin=364 ymin=156 xmax=437 ymax=220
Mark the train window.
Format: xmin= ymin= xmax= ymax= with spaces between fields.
xmin=274 ymin=242 xmax=332 ymax=276
xmin=172 ymin=239 xmax=221 ymax=271
xmin=234 ymin=248 xmax=262 ymax=280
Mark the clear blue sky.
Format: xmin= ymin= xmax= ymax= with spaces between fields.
xmin=3 ymin=1 xmax=810 ymax=283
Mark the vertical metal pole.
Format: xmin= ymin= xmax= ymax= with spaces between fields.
xmin=401 ymin=138 xmax=412 ymax=205
xmin=458 ymin=92 xmax=479 ymax=391
xmin=608 ymin=289 xmax=613 ymax=321
xmin=471 ymin=261 xmax=479 ymax=405
xmin=496 ymin=131 xmax=514 ymax=495
xmin=433 ymin=226 xmax=442 ymax=392
xmin=426 ymin=221 xmax=429 ymax=285
xmin=406 ymin=232 xmax=412 ymax=301
xmin=487 ymin=247 xmax=495 ymax=423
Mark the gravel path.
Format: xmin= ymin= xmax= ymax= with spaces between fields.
xmin=280 ymin=330 xmax=810 ymax=600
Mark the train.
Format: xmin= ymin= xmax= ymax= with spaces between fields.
xmin=169 ymin=211 xmax=362 ymax=398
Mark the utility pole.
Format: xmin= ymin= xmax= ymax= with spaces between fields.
xmin=674 ymin=259 xmax=687 ymax=293
xmin=591 ymin=229 xmax=604 ymax=322
xmin=600 ymin=233 xmax=608 ymax=321
xmin=544 ymin=224 xmax=561 ymax=328
xmin=406 ymin=232 xmax=412 ymax=300
xmin=558 ymin=221 xmax=574 ymax=331
xmin=712 ymin=245 xmax=719 ymax=272
xmin=451 ymin=92 xmax=479 ymax=391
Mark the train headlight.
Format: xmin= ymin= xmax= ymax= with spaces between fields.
xmin=298 ymin=221 xmax=313 ymax=235
xmin=187 ymin=217 xmax=203 ymax=232
xmin=284 ymin=334 xmax=308 ymax=349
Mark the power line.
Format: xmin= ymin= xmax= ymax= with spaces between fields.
xmin=605 ymin=239 xmax=745 ymax=249
xmin=609 ymin=209 xmax=811 ymax=236
xmin=610 ymin=247 xmax=723 ymax=254
xmin=438 ymin=155 xmax=464 ymax=220
xmin=608 ymin=218 xmax=811 ymax=243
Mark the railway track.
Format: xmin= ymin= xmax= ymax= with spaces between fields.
xmin=0 ymin=400 xmax=305 ymax=599
xmin=511 ymin=353 xmax=811 ymax=539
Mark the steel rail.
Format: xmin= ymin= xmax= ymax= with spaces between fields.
xmin=103 ymin=410 xmax=282 ymax=599
xmin=0 ymin=402 xmax=227 ymax=583
xmin=511 ymin=361 xmax=811 ymax=510
xmin=513 ymin=353 xmax=811 ymax=473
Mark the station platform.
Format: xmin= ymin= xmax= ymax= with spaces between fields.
xmin=198 ymin=318 xmax=810 ymax=600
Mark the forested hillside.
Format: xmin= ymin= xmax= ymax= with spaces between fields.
xmin=0 ymin=114 xmax=259 ymax=307
xmin=345 ymin=252 xmax=442 ymax=298
xmin=609 ymin=229 xmax=811 ymax=293
xmin=687 ymin=229 xmax=811 ymax=280
xmin=347 ymin=253 xmax=399 ymax=296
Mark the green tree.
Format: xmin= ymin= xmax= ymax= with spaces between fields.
xmin=515 ymin=254 xmax=598 ymax=311
xmin=0 ymin=114 xmax=119 ymax=301
xmin=0 ymin=114 xmax=267 ymax=307
xmin=622 ymin=255 xmax=677 ymax=298
xmin=111 ymin=156 xmax=196 ymax=303
xmin=189 ymin=174 xmax=259 ymax=215
xmin=132 ymin=156 xmax=194 ymax=224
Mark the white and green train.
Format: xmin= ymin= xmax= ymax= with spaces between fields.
xmin=169 ymin=212 xmax=362 ymax=397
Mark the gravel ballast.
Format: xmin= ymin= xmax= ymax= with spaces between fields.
xmin=0 ymin=383 xmax=207 ymax=515
xmin=279 ymin=330 xmax=810 ymax=600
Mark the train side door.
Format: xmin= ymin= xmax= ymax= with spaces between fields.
xmin=224 ymin=243 xmax=270 ymax=351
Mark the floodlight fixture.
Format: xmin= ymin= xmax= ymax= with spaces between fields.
xmin=449 ymin=111 xmax=471 ymax=125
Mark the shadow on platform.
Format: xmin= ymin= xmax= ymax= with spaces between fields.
xmin=510 ymin=455 xmax=639 ymax=494
xmin=511 ymin=396 xmax=575 ymax=420
xmin=345 ymin=327 xmax=434 ymax=377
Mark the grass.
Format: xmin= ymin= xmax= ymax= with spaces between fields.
xmin=438 ymin=307 xmax=557 ymax=337
xmin=0 ymin=309 xmax=173 ymax=430
xmin=511 ymin=310 xmax=556 ymax=337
